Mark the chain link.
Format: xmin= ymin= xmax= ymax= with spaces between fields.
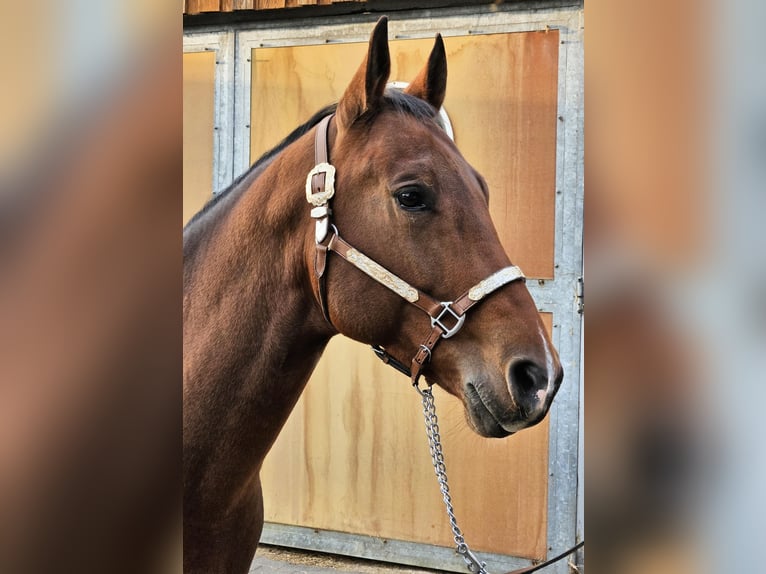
xmin=418 ymin=386 xmax=491 ymax=574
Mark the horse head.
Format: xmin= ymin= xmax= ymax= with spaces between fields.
xmin=309 ymin=17 xmax=563 ymax=438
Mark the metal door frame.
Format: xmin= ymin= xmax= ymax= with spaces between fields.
xmin=183 ymin=30 xmax=235 ymax=195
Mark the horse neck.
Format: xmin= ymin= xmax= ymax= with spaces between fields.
xmin=184 ymin=133 xmax=332 ymax=466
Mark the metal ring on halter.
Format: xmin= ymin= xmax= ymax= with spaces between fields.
xmin=419 ymin=344 xmax=432 ymax=362
xmin=431 ymin=302 xmax=466 ymax=339
xmin=413 ymin=377 xmax=430 ymax=396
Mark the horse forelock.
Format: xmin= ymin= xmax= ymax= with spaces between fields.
xmin=354 ymin=90 xmax=443 ymax=132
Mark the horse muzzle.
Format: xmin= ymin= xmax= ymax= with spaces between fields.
xmin=464 ymin=358 xmax=563 ymax=438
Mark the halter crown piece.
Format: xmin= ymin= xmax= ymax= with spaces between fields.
xmin=306 ymin=113 xmax=526 ymax=389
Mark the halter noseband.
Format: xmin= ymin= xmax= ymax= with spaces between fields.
xmin=307 ymin=113 xmax=525 ymax=389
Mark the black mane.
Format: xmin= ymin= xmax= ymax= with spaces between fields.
xmin=184 ymin=90 xmax=439 ymax=229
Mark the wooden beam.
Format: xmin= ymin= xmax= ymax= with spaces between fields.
xmin=256 ymin=0 xmax=287 ymax=8
xmin=198 ymin=0 xmax=221 ymax=11
xmin=185 ymin=0 xmax=201 ymax=14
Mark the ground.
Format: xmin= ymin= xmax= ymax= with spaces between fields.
xmin=249 ymin=545 xmax=446 ymax=573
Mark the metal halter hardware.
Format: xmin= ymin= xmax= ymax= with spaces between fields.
xmin=431 ymin=302 xmax=466 ymax=339
xmin=305 ymin=162 xmax=336 ymax=206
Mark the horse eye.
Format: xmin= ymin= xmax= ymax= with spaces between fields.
xmin=395 ymin=187 xmax=428 ymax=211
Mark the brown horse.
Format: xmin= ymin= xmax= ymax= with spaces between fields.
xmin=183 ymin=17 xmax=563 ymax=574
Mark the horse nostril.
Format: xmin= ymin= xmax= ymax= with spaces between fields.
xmin=508 ymin=359 xmax=548 ymax=402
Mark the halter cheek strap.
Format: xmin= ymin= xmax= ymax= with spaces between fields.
xmin=307 ymin=114 xmax=525 ymax=389
xmin=308 ymin=114 xmax=336 ymax=324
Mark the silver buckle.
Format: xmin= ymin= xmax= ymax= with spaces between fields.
xmin=305 ymin=162 xmax=336 ymax=206
xmin=431 ymin=302 xmax=465 ymax=338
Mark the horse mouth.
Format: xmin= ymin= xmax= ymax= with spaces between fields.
xmin=463 ymin=382 xmax=514 ymax=438
xmin=464 ymin=381 xmax=550 ymax=438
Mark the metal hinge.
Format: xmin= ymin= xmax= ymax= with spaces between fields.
xmin=576 ymin=276 xmax=584 ymax=314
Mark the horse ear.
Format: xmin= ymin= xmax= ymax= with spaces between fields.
xmin=336 ymin=16 xmax=391 ymax=132
xmin=404 ymin=33 xmax=447 ymax=110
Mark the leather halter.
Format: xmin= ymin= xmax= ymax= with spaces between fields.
xmin=307 ymin=113 xmax=526 ymax=389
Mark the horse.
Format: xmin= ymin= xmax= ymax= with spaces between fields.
xmin=183 ymin=17 xmax=563 ymax=574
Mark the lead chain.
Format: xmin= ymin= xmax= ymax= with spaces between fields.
xmin=419 ymin=386 xmax=490 ymax=574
